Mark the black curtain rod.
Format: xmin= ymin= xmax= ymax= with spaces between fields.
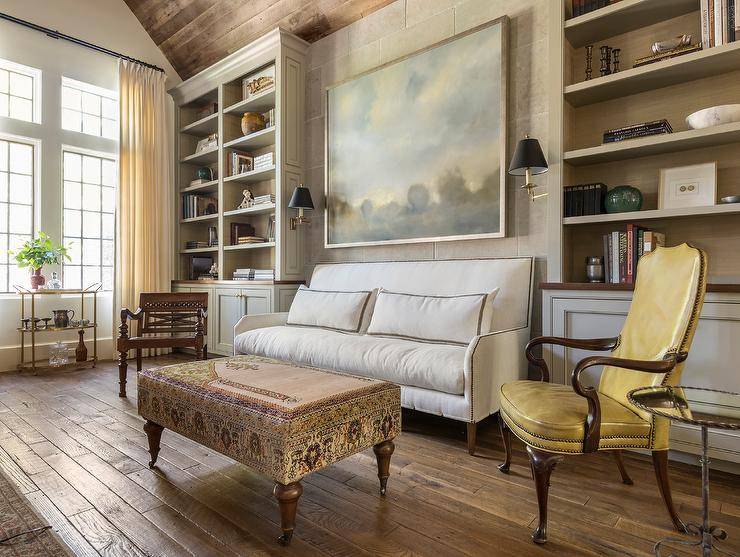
xmin=0 ymin=12 xmax=166 ymax=73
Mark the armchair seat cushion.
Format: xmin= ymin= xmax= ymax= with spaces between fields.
xmin=500 ymin=381 xmax=652 ymax=454
xmin=234 ymin=326 xmax=466 ymax=395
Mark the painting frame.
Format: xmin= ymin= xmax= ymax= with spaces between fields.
xmin=324 ymin=17 xmax=509 ymax=249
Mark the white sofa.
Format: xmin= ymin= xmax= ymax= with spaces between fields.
xmin=233 ymin=257 xmax=533 ymax=454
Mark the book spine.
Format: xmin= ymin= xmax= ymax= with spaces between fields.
xmin=618 ymin=232 xmax=627 ymax=283
xmin=626 ymin=224 xmax=634 ymax=284
xmin=736 ymin=0 xmax=740 ymax=33
xmin=603 ymin=234 xmax=610 ymax=284
xmin=710 ymin=0 xmax=717 ymax=47
xmin=604 ymin=119 xmax=671 ymax=135
xmin=604 ymin=128 xmax=671 ymax=143
xmin=729 ymin=0 xmax=736 ymax=41
xmin=701 ymin=0 xmax=712 ymax=48
xmin=611 ymin=231 xmax=619 ymax=284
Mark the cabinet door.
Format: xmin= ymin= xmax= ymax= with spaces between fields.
xmin=241 ymin=288 xmax=272 ymax=317
xmin=212 ymin=288 xmax=246 ymax=355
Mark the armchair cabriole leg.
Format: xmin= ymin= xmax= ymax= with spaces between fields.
xmin=652 ymin=450 xmax=688 ymax=533
xmin=612 ymin=450 xmax=633 ymax=485
xmin=143 ymin=420 xmax=164 ymax=469
xmin=527 ymin=446 xmax=563 ymax=544
xmin=498 ymin=412 xmax=512 ymax=473
xmin=373 ymin=439 xmax=395 ymax=495
xmin=466 ymin=422 xmax=477 ymax=456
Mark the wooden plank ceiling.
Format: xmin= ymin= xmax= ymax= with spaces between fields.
xmin=123 ymin=0 xmax=396 ymax=79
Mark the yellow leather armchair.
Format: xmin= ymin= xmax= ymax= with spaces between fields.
xmin=498 ymin=244 xmax=707 ymax=544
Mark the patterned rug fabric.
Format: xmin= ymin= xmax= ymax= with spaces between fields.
xmin=0 ymin=470 xmax=71 ymax=557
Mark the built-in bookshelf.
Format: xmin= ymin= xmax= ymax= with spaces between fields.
xmin=170 ymin=28 xmax=308 ymax=283
xmin=551 ymin=0 xmax=740 ymax=285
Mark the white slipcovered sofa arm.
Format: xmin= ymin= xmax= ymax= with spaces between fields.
xmin=464 ymin=327 xmax=529 ymax=423
xmin=234 ymin=312 xmax=289 ymax=341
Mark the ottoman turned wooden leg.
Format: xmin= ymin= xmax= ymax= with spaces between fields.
xmin=373 ymin=439 xmax=395 ymax=495
xmin=273 ymin=481 xmax=303 ymax=545
xmin=143 ymin=420 xmax=164 ymax=469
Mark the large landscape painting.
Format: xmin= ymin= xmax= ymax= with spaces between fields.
xmin=325 ymin=19 xmax=508 ymax=247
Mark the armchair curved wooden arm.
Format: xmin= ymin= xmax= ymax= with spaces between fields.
xmin=571 ymin=351 xmax=687 ymax=453
xmin=525 ymin=335 xmax=620 ymax=382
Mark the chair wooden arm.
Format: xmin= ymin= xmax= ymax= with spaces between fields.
xmin=525 ymin=336 xmax=620 ymax=382
xmin=571 ymin=351 xmax=687 ymax=453
xmin=119 ymin=308 xmax=144 ymax=341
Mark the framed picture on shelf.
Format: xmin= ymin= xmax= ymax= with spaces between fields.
xmin=658 ymin=162 xmax=717 ymax=209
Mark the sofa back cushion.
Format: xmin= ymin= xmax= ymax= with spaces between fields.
xmin=287 ymin=286 xmax=372 ymax=333
xmin=309 ymin=258 xmax=533 ymax=333
xmin=367 ymin=289 xmax=498 ymax=345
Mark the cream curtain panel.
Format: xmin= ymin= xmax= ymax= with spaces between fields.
xmin=116 ymin=60 xmax=172 ymax=346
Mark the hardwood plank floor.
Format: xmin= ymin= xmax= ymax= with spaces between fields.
xmin=0 ymin=356 xmax=737 ymax=556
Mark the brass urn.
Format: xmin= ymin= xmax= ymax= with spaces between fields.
xmin=241 ymin=112 xmax=266 ymax=136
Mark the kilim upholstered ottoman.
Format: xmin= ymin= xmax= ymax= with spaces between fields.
xmin=137 ymin=355 xmax=401 ymax=544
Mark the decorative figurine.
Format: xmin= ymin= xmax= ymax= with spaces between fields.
xmin=600 ymin=45 xmax=612 ymax=76
xmin=652 ymin=34 xmax=692 ymax=54
xmin=585 ymin=45 xmax=594 ymax=80
xmin=237 ymin=189 xmax=254 ymax=209
xmin=208 ymin=226 xmax=218 ymax=247
xmin=208 ymin=263 xmax=218 ymax=279
xmin=612 ymin=48 xmax=621 ymax=73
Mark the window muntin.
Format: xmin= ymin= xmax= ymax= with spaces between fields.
xmin=61 ymin=77 xmax=117 ymax=140
xmin=0 ymin=138 xmax=35 ymax=292
xmin=0 ymin=59 xmax=41 ymax=124
xmin=62 ymin=150 xmax=116 ymax=290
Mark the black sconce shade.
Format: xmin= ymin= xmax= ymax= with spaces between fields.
xmin=288 ymin=185 xmax=314 ymax=210
xmin=508 ymin=137 xmax=548 ymax=176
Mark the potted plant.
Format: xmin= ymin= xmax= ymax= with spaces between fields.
xmin=10 ymin=233 xmax=70 ymax=289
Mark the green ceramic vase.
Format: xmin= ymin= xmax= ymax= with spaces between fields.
xmin=604 ymin=185 xmax=643 ymax=213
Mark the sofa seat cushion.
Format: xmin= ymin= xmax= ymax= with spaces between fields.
xmin=500 ymin=381 xmax=652 ymax=454
xmin=234 ymin=326 xmax=467 ymax=395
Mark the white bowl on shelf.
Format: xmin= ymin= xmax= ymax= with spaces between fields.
xmin=686 ymin=104 xmax=740 ymax=129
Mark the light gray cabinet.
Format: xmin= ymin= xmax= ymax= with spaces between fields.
xmin=542 ymin=288 xmax=740 ymax=467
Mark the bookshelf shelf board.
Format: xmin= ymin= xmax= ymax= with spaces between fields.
xmin=224 ymin=242 xmax=275 ymax=251
xmin=563 ymin=203 xmax=740 ymax=225
xmin=564 ymin=0 xmax=697 ymax=48
xmin=565 ymin=42 xmax=740 ymax=107
xmin=180 ymin=214 xmax=219 ymax=224
xmin=223 ymin=203 xmax=276 ymax=217
xmin=180 ymin=112 xmax=218 ymax=136
xmin=224 ymin=88 xmax=276 ymax=114
xmin=181 ymin=180 xmax=219 ymax=193
xmin=180 ymin=146 xmax=219 ymax=164
xmin=180 ymin=247 xmax=218 ymax=254
xmin=224 ymin=127 xmax=276 ymax=150
xmin=223 ymin=165 xmax=276 ymax=184
xmin=563 ymin=121 xmax=740 ymax=166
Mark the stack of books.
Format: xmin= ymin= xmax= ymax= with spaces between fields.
xmin=564 ymin=183 xmax=607 ymax=217
xmin=602 ymin=224 xmax=665 ymax=284
xmin=228 ymin=151 xmax=252 ymax=176
xmin=603 ymin=120 xmax=672 ymax=144
xmin=571 ymin=0 xmax=612 ymax=17
xmin=254 ymin=152 xmax=274 ymax=170
xmin=253 ymin=193 xmax=275 ymax=206
xmin=700 ymin=0 xmax=738 ymax=48
xmin=236 ymin=236 xmax=267 ymax=245
xmin=233 ymin=268 xmax=275 ymax=281
xmin=182 ymin=194 xmax=217 ymax=219
xmin=185 ymin=240 xmax=216 ymax=249
xmin=262 ymin=109 xmax=275 ymax=128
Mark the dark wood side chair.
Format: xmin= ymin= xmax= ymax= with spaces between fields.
xmin=117 ymin=292 xmax=208 ymax=397
xmin=497 ymin=244 xmax=707 ymax=544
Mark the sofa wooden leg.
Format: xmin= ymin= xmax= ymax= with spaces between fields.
xmin=466 ymin=422 xmax=477 ymax=456
xmin=612 ymin=450 xmax=633 ymax=485
xmin=373 ymin=439 xmax=395 ymax=495
xmin=527 ymin=446 xmax=563 ymax=544
xmin=118 ymin=351 xmax=128 ymax=398
xmin=274 ymin=481 xmax=303 ymax=545
xmin=652 ymin=450 xmax=688 ymax=533
xmin=143 ymin=420 xmax=164 ymax=469
xmin=498 ymin=412 xmax=512 ymax=473
xmin=136 ymin=349 xmax=142 ymax=371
